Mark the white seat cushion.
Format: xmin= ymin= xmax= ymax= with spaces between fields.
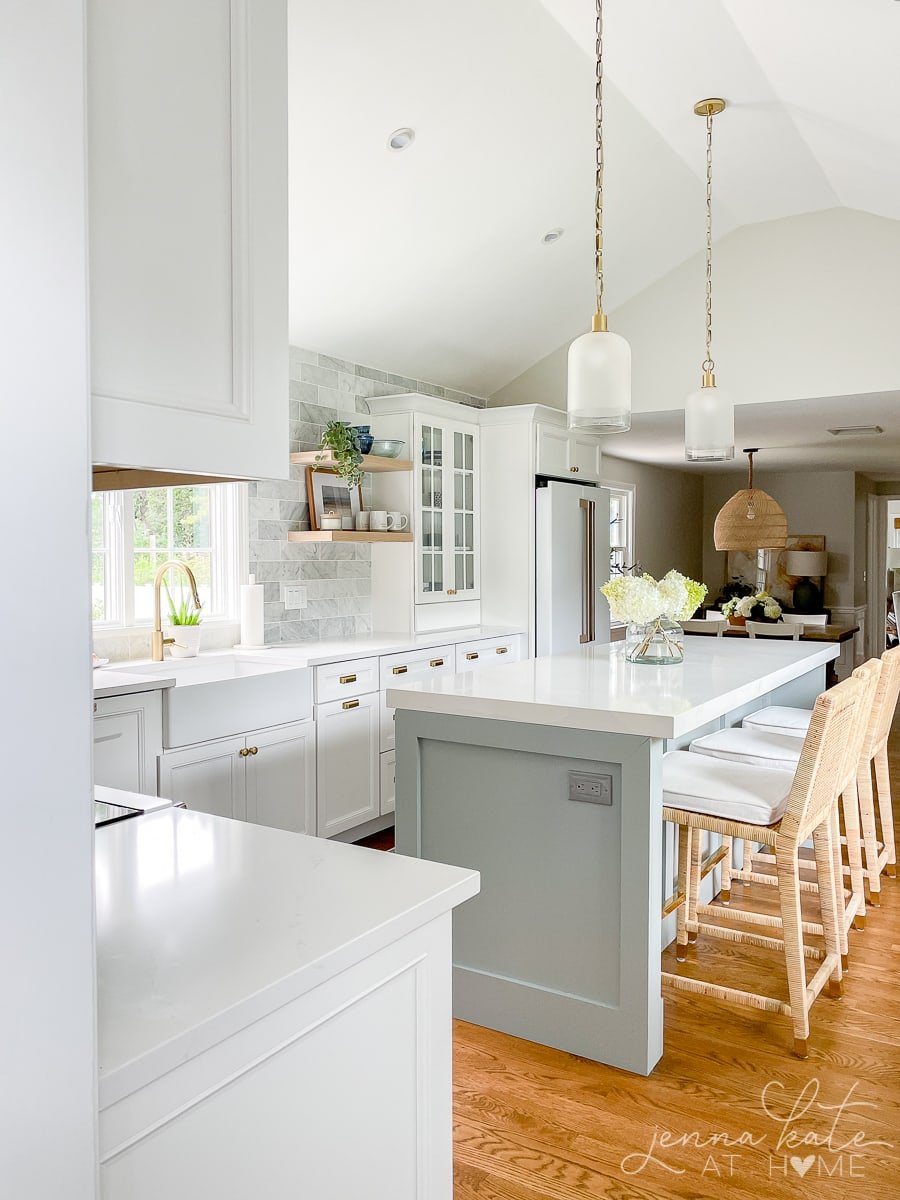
xmin=742 ymin=705 xmax=812 ymax=739
xmin=690 ymin=727 xmax=803 ymax=772
xmin=663 ymin=750 xmax=794 ymax=826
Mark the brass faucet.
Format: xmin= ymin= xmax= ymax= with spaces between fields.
xmin=151 ymin=560 xmax=202 ymax=661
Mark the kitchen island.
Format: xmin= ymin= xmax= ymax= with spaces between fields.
xmin=388 ymin=637 xmax=838 ymax=1076
xmin=96 ymin=807 xmax=478 ymax=1199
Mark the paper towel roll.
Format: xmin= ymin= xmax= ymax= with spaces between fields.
xmin=240 ymin=573 xmax=265 ymax=647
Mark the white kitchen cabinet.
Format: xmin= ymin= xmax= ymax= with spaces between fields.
xmin=380 ymin=751 xmax=396 ymax=816
xmin=158 ymin=721 xmax=316 ymax=834
xmin=158 ymin=735 xmax=247 ymax=821
xmin=246 ymin=722 xmax=316 ymax=836
xmin=536 ymin=424 xmax=602 ymax=484
xmin=415 ymin=413 xmax=480 ymax=606
xmin=454 ymin=633 xmax=526 ymax=673
xmin=316 ymin=694 xmax=380 ymax=838
xmin=93 ymin=691 xmax=163 ymax=796
xmin=379 ymin=645 xmax=455 ymax=751
xmin=88 ymin=0 xmax=288 ymax=480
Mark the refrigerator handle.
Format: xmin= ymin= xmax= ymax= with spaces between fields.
xmin=579 ymin=498 xmax=596 ymax=643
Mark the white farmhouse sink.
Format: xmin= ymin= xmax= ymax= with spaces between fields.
xmin=128 ymin=654 xmax=312 ymax=748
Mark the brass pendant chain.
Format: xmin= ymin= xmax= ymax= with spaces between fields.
xmin=703 ymin=110 xmax=715 ymax=376
xmin=594 ymin=0 xmax=605 ymax=323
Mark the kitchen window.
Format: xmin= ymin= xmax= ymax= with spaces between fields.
xmin=607 ymin=483 xmax=635 ymax=578
xmin=92 ymin=484 xmax=245 ymax=629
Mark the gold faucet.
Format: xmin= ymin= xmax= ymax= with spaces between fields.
xmin=151 ymin=560 xmax=202 ymax=661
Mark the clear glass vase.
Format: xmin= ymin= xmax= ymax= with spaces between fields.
xmin=625 ymin=618 xmax=684 ymax=665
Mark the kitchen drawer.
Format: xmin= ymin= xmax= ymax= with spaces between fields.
xmin=454 ymin=634 xmax=525 ymax=672
xmin=315 ymin=656 xmax=379 ymax=705
xmin=379 ymin=645 xmax=455 ymax=751
xmin=380 ymin=750 xmax=396 ymax=816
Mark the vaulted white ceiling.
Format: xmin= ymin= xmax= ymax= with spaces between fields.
xmin=289 ymin=0 xmax=900 ymax=396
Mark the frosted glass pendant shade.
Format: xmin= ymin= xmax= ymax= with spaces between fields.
xmin=567 ymin=328 xmax=632 ymax=433
xmin=685 ymin=383 xmax=734 ymax=461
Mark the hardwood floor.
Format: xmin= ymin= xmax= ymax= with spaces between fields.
xmin=452 ymin=715 xmax=900 ymax=1198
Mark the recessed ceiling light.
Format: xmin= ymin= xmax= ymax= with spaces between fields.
xmin=387 ymin=127 xmax=415 ymax=151
xmin=827 ymin=425 xmax=884 ymax=437
xmin=541 ymin=228 xmax=565 ymax=245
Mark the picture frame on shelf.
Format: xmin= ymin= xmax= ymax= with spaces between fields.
xmin=305 ymin=467 xmax=363 ymax=531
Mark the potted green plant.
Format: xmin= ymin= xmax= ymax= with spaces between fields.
xmin=162 ymin=581 xmax=202 ymax=658
xmin=315 ymin=421 xmax=365 ymax=488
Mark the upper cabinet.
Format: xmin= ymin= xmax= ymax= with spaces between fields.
xmin=536 ymin=424 xmax=602 ymax=484
xmin=416 ymin=414 xmax=480 ymax=606
xmin=88 ymin=0 xmax=289 ymax=481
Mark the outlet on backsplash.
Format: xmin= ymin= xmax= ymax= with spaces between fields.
xmin=283 ymin=584 xmax=308 ymax=611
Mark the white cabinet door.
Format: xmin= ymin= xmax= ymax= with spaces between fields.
xmin=88 ymin=0 xmax=288 ymax=480
xmin=246 ymin=722 xmax=316 ymax=836
xmin=158 ymin=736 xmax=247 ymax=821
xmin=536 ymin=424 xmax=570 ymax=478
xmin=316 ymin=695 xmax=380 ymax=838
xmin=415 ymin=415 xmax=480 ymax=605
xmin=570 ymin=434 xmax=603 ymax=483
xmin=380 ymin=750 xmax=396 ymax=817
xmin=93 ymin=692 xmax=162 ymax=796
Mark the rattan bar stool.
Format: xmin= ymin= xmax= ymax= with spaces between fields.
xmin=739 ymin=647 xmax=900 ymax=905
xmin=661 ymin=673 xmax=867 ymax=1058
xmin=687 ymin=661 xmax=882 ymax=956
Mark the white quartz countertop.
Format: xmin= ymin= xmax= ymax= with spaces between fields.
xmin=233 ymin=625 xmax=525 ymax=668
xmin=93 ymin=668 xmax=176 ymax=699
xmin=96 ymin=808 xmax=479 ymax=1109
xmin=386 ymin=639 xmax=839 ymax=739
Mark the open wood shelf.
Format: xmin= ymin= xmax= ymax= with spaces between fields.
xmin=290 ymin=450 xmax=413 ymax=473
xmin=287 ymin=530 xmax=414 ymax=544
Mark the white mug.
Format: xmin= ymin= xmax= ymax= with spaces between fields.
xmin=341 ymin=514 xmax=354 ymax=530
xmin=320 ymin=512 xmax=341 ymax=531
xmin=369 ymin=510 xmax=390 ymax=531
xmin=355 ymin=511 xmax=370 ymax=531
xmin=387 ymin=512 xmax=409 ymax=531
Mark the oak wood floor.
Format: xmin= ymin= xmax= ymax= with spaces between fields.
xmin=452 ymin=715 xmax=900 ymax=1198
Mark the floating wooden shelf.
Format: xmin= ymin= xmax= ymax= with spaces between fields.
xmin=290 ymin=451 xmax=413 ymax=473
xmin=287 ymin=530 xmax=414 ymax=544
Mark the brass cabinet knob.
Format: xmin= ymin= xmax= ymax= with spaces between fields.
xmin=446 ymin=588 xmax=458 ymax=595
xmin=239 ymin=747 xmax=250 ymax=758
xmin=249 ymin=745 xmax=258 ymax=755
xmin=570 ymin=466 xmax=579 ymax=473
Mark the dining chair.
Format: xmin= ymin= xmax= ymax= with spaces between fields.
xmin=661 ymin=672 xmax=867 ymax=1057
xmin=746 ymin=621 xmax=801 ymax=639
xmin=681 ymin=619 xmax=723 ymax=636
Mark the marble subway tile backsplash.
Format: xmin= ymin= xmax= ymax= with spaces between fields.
xmin=249 ymin=347 xmax=486 ymax=644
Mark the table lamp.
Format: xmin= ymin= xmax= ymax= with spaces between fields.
xmin=887 ymin=547 xmax=900 ymax=580
xmin=784 ymin=550 xmax=828 ymax=613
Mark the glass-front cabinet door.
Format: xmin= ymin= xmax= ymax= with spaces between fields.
xmin=415 ymin=416 xmax=479 ymax=605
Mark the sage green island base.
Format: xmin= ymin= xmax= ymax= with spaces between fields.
xmin=392 ymin=639 xmax=838 ymax=1076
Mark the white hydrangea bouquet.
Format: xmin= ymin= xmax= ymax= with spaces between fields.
xmin=601 ymin=570 xmax=707 ymax=664
xmin=721 ymin=590 xmax=782 ymax=623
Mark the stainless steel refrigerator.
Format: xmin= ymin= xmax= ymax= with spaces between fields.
xmin=535 ymin=479 xmax=610 ymax=656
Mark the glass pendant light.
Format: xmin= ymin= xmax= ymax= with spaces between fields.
xmin=567 ymin=0 xmax=631 ymax=433
xmin=684 ymin=99 xmax=734 ymax=461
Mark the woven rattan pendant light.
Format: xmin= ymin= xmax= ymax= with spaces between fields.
xmin=714 ymin=449 xmax=788 ymax=552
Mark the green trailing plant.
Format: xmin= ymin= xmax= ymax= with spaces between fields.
xmin=164 ymin=580 xmax=202 ymax=626
xmin=315 ymin=421 xmax=364 ymax=488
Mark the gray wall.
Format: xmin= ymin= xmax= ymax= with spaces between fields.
xmin=249 ymin=347 xmax=485 ymax=643
xmin=603 ymin=454 xmax=704 ymax=583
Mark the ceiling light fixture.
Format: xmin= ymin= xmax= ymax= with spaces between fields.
xmin=541 ymin=228 xmax=565 ymax=244
xmin=714 ymin=449 xmax=788 ymax=552
xmin=566 ymin=0 xmax=631 ymax=433
xmin=685 ymin=98 xmax=734 ymax=462
xmin=387 ymin=127 xmax=415 ymax=151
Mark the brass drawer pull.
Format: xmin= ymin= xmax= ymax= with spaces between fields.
xmin=342 ymin=699 xmax=360 ymax=710
xmin=465 ymin=652 xmax=479 ymax=661
xmin=339 ymin=673 xmax=357 ymax=684
xmin=392 ymin=665 xmax=408 ymax=675
xmin=430 ymin=658 xmax=444 ymax=667
xmin=495 ymin=646 xmax=509 ymax=654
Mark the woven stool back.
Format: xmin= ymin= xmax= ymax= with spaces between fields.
xmin=780 ymin=674 xmax=866 ymax=846
xmin=862 ymin=645 xmax=900 ymax=758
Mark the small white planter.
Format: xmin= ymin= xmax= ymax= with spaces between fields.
xmin=163 ymin=624 xmax=202 ymax=659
